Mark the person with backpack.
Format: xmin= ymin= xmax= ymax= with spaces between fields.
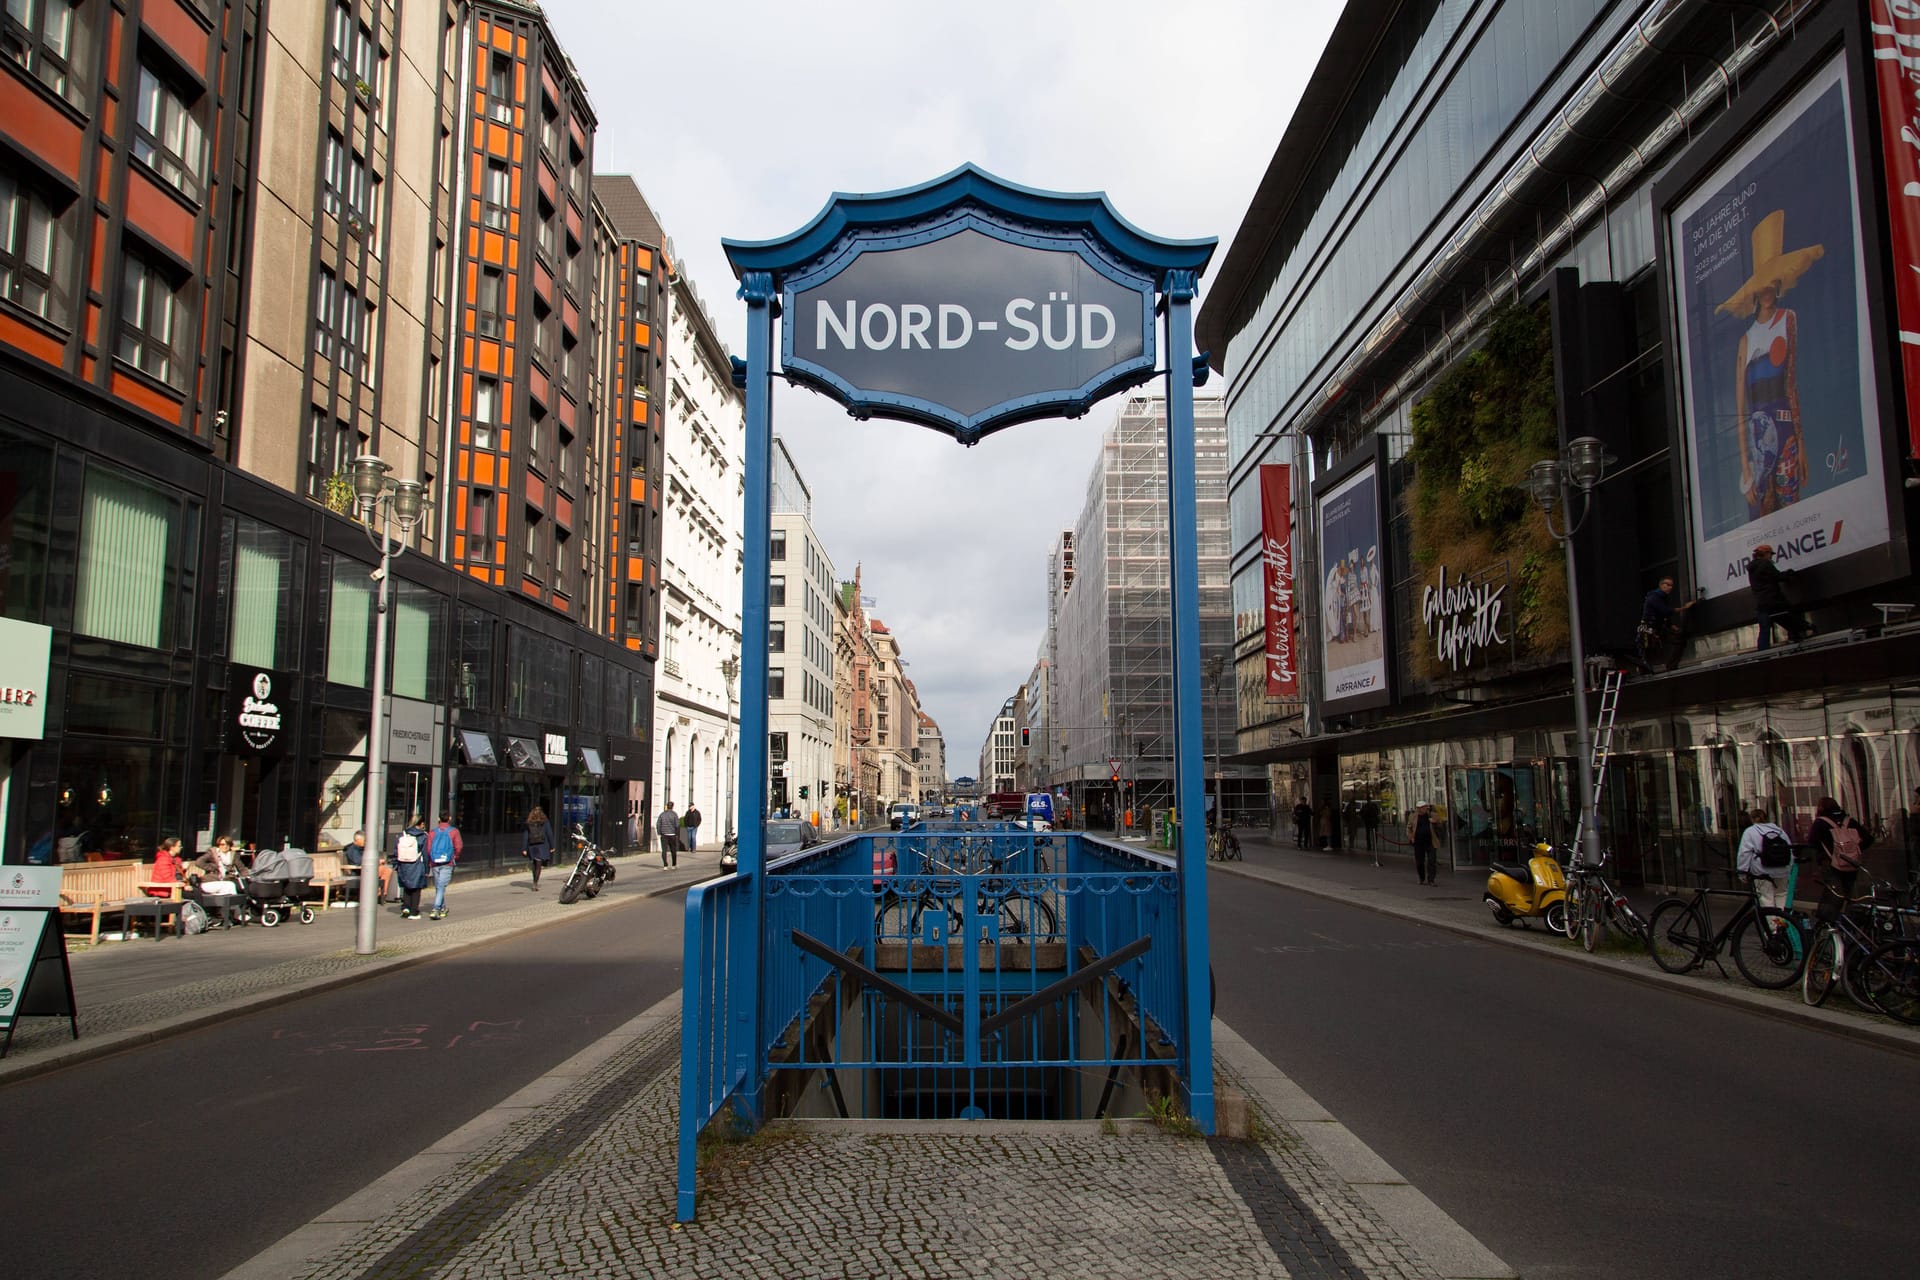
xmin=1736 ymin=806 xmax=1796 ymax=911
xmin=656 ymin=802 xmax=680 ymax=869
xmin=1809 ymin=795 xmax=1872 ymax=894
xmin=426 ymin=811 xmax=463 ymax=919
xmin=682 ymin=804 xmax=702 ymax=853
xmin=391 ymin=815 xmax=430 ymax=919
xmin=523 ymin=805 xmax=552 ymax=891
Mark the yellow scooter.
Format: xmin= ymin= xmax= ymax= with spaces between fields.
xmin=1484 ymin=842 xmax=1568 ymax=934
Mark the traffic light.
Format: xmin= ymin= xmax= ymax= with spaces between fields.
xmin=1021 ymin=727 xmax=1030 ymax=746
xmin=799 ymin=785 xmax=809 ymax=799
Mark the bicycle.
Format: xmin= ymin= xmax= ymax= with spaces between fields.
xmin=1803 ymin=880 xmax=1920 ymax=1023
xmin=1207 ymin=823 xmax=1242 ymax=861
xmin=1646 ymin=866 xmax=1804 ymax=988
xmin=877 ymin=845 xmax=1059 ymax=943
xmin=1564 ymin=850 xmax=1649 ymax=952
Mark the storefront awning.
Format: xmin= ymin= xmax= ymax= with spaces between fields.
xmin=458 ymin=729 xmax=498 ymax=767
xmin=578 ymin=746 xmax=605 ymax=776
xmin=505 ymin=736 xmax=544 ymax=771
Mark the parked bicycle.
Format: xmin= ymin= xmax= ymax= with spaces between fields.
xmin=875 ymin=845 xmax=1058 ymax=943
xmin=1207 ymin=822 xmax=1242 ymax=861
xmin=1564 ymin=849 xmax=1649 ymax=952
xmin=1647 ymin=866 xmax=1804 ymax=988
xmin=1802 ymin=880 xmax=1920 ymax=1023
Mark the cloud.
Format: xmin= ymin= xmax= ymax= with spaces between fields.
xmin=546 ymin=0 xmax=1341 ymax=763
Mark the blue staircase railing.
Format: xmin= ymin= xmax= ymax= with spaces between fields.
xmin=676 ymin=825 xmax=1193 ymax=1218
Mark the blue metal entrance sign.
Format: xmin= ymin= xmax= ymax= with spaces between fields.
xmin=680 ymin=165 xmax=1217 ymax=1222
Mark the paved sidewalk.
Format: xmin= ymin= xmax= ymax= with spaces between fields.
xmin=0 ymin=851 xmax=720 ymax=1082
xmin=1208 ymin=831 xmax=1920 ymax=1056
xmin=225 ymin=993 xmax=1512 ymax=1280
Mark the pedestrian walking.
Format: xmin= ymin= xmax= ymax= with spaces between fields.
xmin=1361 ymin=799 xmax=1380 ymax=854
xmin=425 ymin=811 xmax=462 ymax=919
xmin=523 ymin=805 xmax=552 ymax=891
xmin=656 ymin=802 xmax=681 ymax=868
xmin=392 ymin=815 xmax=430 ymax=919
xmin=1292 ymin=798 xmax=1312 ymax=849
xmin=1809 ymin=795 xmax=1873 ymax=898
xmin=683 ymin=803 xmax=703 ymax=853
xmin=1407 ymin=802 xmax=1438 ymax=885
xmin=1735 ymin=806 xmax=1795 ymax=911
xmin=1747 ymin=544 xmax=1810 ymax=650
xmin=1315 ymin=798 xmax=1334 ymax=851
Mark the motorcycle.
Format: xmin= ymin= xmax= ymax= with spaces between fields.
xmin=1485 ymin=842 xmax=1568 ymax=933
xmin=557 ymin=826 xmax=614 ymax=904
xmin=718 ymin=831 xmax=738 ymax=875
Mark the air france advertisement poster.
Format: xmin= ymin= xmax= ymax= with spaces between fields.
xmin=1669 ymin=55 xmax=1887 ymax=598
xmin=1317 ymin=458 xmax=1389 ymax=713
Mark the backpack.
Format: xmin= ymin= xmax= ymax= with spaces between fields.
xmin=396 ymin=831 xmax=422 ymax=863
xmin=428 ymin=827 xmax=456 ymax=865
xmin=1757 ymin=829 xmax=1793 ymax=869
xmin=1824 ymin=816 xmax=1867 ymax=872
xmin=181 ymin=901 xmax=209 ymax=935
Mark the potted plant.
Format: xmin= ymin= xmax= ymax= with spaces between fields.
xmin=322 ymin=472 xmax=356 ymax=515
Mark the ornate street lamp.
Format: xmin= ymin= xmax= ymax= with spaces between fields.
xmin=350 ymin=453 xmax=429 ymax=956
xmin=720 ymin=654 xmax=739 ymax=841
xmin=1527 ymin=436 xmax=1615 ymax=874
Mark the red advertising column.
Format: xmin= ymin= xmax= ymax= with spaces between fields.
xmin=1871 ymin=0 xmax=1920 ymax=458
xmin=1259 ymin=464 xmax=1298 ymax=696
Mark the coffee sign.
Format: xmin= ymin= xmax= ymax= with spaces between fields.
xmin=229 ymin=666 xmax=290 ymax=754
xmin=1421 ymin=566 xmax=1508 ymax=673
xmin=0 ymin=617 xmax=51 ymax=740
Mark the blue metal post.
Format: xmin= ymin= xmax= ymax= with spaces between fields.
xmin=733 ymin=270 xmax=777 ymax=1119
xmin=1161 ymin=269 xmax=1214 ymax=1132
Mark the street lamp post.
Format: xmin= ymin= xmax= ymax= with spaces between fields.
xmin=1526 ymin=436 xmax=1614 ymax=873
xmin=349 ymin=454 xmax=429 ymax=956
xmin=720 ymin=655 xmax=739 ymax=841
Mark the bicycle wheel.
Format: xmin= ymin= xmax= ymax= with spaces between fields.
xmin=1581 ymin=890 xmax=1605 ymax=953
xmin=1566 ymin=879 xmax=1588 ymax=942
xmin=1648 ymin=900 xmax=1705 ymax=973
xmin=1608 ymin=895 xmax=1650 ymax=948
xmin=874 ymin=891 xmax=917 ymax=942
xmin=995 ymin=891 xmax=1059 ymax=942
xmin=1803 ymin=925 xmax=1840 ymax=1007
xmin=1732 ymin=907 xmax=1804 ymax=989
xmin=1859 ymin=941 xmax=1920 ymax=1024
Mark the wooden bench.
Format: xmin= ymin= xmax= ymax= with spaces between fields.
xmin=59 ymin=861 xmax=151 ymax=944
xmin=308 ymin=852 xmax=370 ymax=909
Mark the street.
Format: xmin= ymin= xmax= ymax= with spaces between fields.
xmin=1211 ymin=872 xmax=1920 ymax=1280
xmin=0 ymin=891 xmax=685 ymax=1280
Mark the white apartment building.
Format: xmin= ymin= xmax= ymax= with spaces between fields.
xmin=652 ymin=259 xmax=743 ymax=841
xmin=770 ymin=438 xmax=836 ymax=824
xmin=917 ymin=714 xmax=947 ymax=804
xmin=979 ymin=698 xmax=1017 ymax=794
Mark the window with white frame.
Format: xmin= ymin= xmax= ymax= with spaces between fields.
xmin=4 ymin=0 xmax=83 ymax=104
xmin=473 ymin=375 xmax=499 ymax=450
xmin=486 ymin=51 xmax=511 ymax=123
xmin=314 ymin=267 xmax=372 ymax=378
xmin=523 ymin=505 xmax=542 ymax=580
xmin=0 ymin=167 xmax=64 ymax=322
xmin=482 ymin=158 xmax=509 ymax=228
xmin=476 ymin=264 xmax=503 ymax=336
xmin=330 ymin=1 xmax=379 ymax=99
xmin=132 ymin=61 xmax=205 ymax=200
xmin=322 ymin=130 xmax=373 ymax=230
xmin=116 ymin=249 xmax=181 ymax=386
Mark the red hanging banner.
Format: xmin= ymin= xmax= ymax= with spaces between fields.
xmin=1259 ymin=464 xmax=1297 ymax=697
xmin=1871 ymin=0 xmax=1920 ymax=458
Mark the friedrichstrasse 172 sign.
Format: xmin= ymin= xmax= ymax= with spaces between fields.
xmin=785 ymin=223 xmax=1155 ymax=439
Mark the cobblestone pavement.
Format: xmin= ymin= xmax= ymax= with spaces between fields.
xmin=244 ymin=1004 xmax=1469 ymax=1280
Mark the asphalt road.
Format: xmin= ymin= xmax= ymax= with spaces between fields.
xmin=1212 ymin=876 xmax=1920 ymax=1280
xmin=0 ymin=890 xmax=685 ymax=1280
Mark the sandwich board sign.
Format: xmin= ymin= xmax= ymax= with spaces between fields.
xmin=0 ymin=866 xmax=78 ymax=1057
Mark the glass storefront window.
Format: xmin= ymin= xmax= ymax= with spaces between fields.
xmin=392 ymin=579 xmax=444 ymax=702
xmin=74 ymin=464 xmax=194 ymax=650
xmin=458 ymin=607 xmax=493 ymax=710
xmin=327 ymin=555 xmax=373 ymax=687
xmin=506 ymin=627 xmax=568 ymax=722
xmin=0 ymin=424 xmax=52 ymax=620
xmin=221 ymin=516 xmax=304 ymax=668
xmin=54 ymin=745 xmax=183 ymax=862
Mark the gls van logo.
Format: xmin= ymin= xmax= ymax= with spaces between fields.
xmin=1725 ymin=521 xmax=1844 ymax=583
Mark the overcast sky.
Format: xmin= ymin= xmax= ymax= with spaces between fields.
xmin=548 ymin=0 xmax=1342 ymax=771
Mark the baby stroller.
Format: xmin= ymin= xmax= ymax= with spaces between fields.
xmin=243 ymin=848 xmax=318 ymax=926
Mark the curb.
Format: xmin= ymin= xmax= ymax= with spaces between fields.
xmin=0 ymin=871 xmax=702 ymax=1087
xmin=1212 ymin=855 xmax=1920 ymax=1059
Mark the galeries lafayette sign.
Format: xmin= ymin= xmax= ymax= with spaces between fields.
xmin=1421 ymin=566 xmax=1508 ymax=673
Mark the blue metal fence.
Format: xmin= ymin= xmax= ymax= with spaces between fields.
xmin=676 ymin=827 xmax=1188 ymax=1218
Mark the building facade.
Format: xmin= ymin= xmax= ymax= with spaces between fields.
xmin=1202 ymin=0 xmax=1920 ymax=886
xmin=1 ymin=0 xmax=665 ymax=866
xmin=916 ymin=712 xmax=945 ymax=804
xmin=979 ymin=698 xmax=1016 ymax=795
xmin=769 ymin=435 xmax=833 ymax=822
xmin=1043 ymin=392 xmax=1254 ymax=829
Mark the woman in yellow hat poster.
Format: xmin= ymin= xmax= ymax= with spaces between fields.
xmin=1718 ymin=208 xmax=1823 ymax=521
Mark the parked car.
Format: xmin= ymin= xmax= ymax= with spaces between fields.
xmin=765 ymin=819 xmax=819 ymax=860
xmin=888 ymin=803 xmax=919 ymax=830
